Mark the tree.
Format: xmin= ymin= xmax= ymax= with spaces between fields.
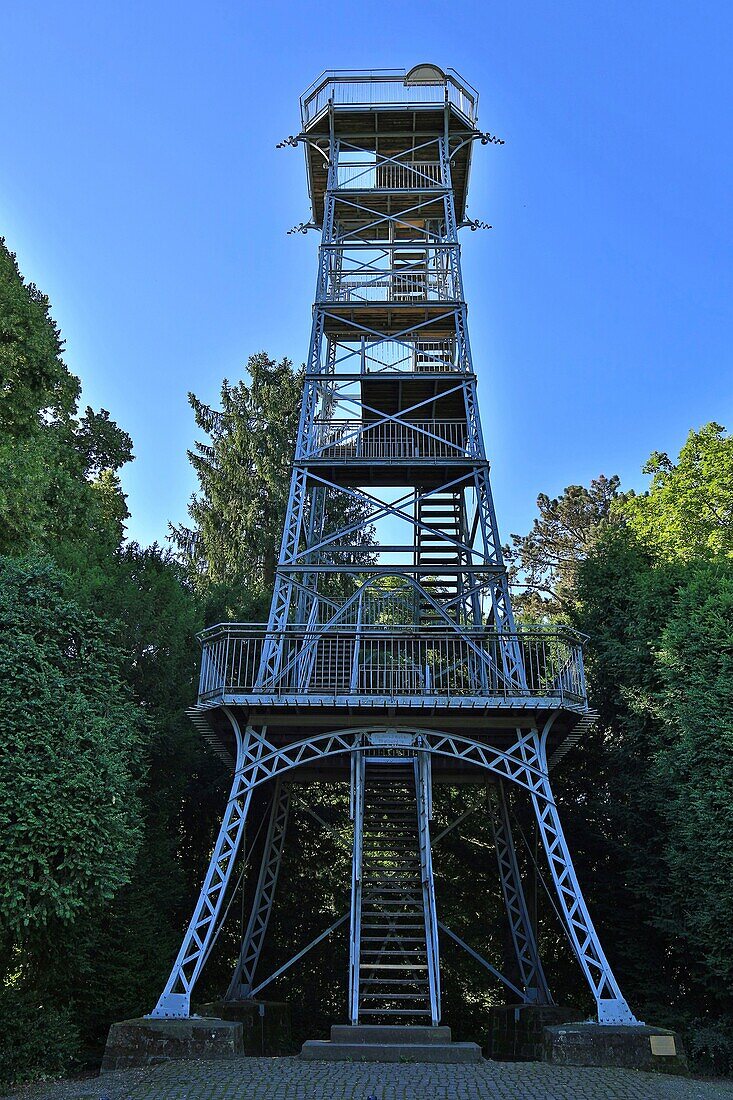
xmin=0 ymin=242 xmax=211 ymax=1086
xmin=0 ymin=556 xmax=148 ymax=1085
xmin=171 ymin=351 xmax=374 ymax=620
xmin=0 ymin=238 xmax=133 ymax=566
xmin=619 ymin=423 xmax=733 ymax=561
xmin=0 ymin=238 xmax=77 ymax=437
xmin=171 ymin=353 xmax=303 ymax=617
xmin=0 ymin=557 xmax=146 ymax=942
xmin=507 ymin=430 xmax=733 ymax=1066
xmin=505 ymin=474 xmax=622 ymax=620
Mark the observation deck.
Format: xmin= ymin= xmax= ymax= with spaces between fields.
xmin=300 ymin=67 xmax=479 ymax=225
xmin=193 ymin=623 xmax=591 ymax=777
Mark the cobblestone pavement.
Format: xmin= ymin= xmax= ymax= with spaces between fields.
xmin=7 ymin=1058 xmax=733 ymax=1100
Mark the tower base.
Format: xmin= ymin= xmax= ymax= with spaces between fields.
xmin=100 ymin=1017 xmax=243 ymax=1073
xmin=300 ymin=1024 xmax=482 ymax=1063
xmin=543 ymin=1022 xmax=687 ymax=1074
xmin=488 ymin=1004 xmax=583 ymax=1061
xmin=197 ymin=1000 xmax=292 ymax=1055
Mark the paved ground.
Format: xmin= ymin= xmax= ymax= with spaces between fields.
xmin=7 ymin=1058 xmax=733 ymax=1100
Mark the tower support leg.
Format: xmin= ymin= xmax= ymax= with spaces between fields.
xmin=523 ymin=727 xmax=639 ymax=1025
xmin=149 ymin=717 xmax=269 ymax=1018
xmin=226 ymin=778 xmax=290 ymax=1001
xmin=348 ymin=750 xmax=365 ymax=1024
xmin=416 ymin=752 xmax=441 ymax=1025
xmin=488 ymin=780 xmax=552 ymax=1005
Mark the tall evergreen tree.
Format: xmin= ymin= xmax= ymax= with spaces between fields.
xmin=505 ymin=474 xmax=622 ymax=620
xmin=172 ymin=351 xmax=374 ymax=620
xmin=171 ymin=353 xmax=303 ymax=617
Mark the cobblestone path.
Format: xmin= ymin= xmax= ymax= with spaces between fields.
xmin=7 ymin=1057 xmax=733 ymax=1100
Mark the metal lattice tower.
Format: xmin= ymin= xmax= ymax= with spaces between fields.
xmin=150 ymin=65 xmax=639 ymax=1029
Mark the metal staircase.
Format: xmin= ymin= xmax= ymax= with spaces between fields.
xmin=350 ymin=756 xmax=440 ymax=1024
xmin=416 ymin=490 xmax=463 ymax=623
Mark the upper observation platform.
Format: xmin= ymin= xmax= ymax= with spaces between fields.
xmin=299 ymin=66 xmax=480 ymax=226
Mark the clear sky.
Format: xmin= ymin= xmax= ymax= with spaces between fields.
xmin=1 ymin=1 xmax=731 ymax=549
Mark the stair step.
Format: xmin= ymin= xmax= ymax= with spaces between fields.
xmin=354 ymin=981 xmax=424 ymax=990
xmin=360 ymin=944 xmax=427 ymax=952
xmin=359 ymin=995 xmax=430 ymax=1003
xmin=331 ymin=1025 xmax=452 ymax=1045
xmin=358 ymin=937 xmax=422 ymax=946
xmin=359 ymin=1009 xmax=434 ymax=1016
xmin=360 ymin=964 xmax=428 ymax=971
xmin=301 ymin=1038 xmax=482 ymax=1062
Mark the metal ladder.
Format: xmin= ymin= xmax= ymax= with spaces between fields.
xmin=349 ymin=754 xmax=440 ymax=1023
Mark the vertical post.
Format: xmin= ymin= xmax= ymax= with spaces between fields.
xmin=348 ymin=750 xmax=365 ymax=1023
xmin=416 ymin=752 xmax=441 ymax=1024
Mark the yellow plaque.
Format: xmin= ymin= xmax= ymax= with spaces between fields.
xmin=650 ymin=1035 xmax=677 ymax=1056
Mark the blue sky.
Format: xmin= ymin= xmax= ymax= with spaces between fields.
xmin=1 ymin=1 xmax=731 ymax=548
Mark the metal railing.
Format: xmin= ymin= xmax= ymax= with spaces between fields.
xmin=307 ymin=419 xmax=474 ymax=461
xmin=359 ymin=338 xmax=459 ymax=373
xmin=336 ymin=161 xmax=443 ymax=190
xmin=301 ymin=71 xmax=478 ymax=127
xmin=325 ymin=272 xmax=456 ymax=305
xmin=198 ymin=625 xmax=587 ymax=706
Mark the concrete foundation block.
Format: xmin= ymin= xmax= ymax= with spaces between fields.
xmin=488 ymin=1004 xmax=583 ymax=1061
xmin=543 ymin=1021 xmax=687 ymax=1074
xmin=197 ymin=999 xmax=292 ymax=1055
xmin=100 ymin=1016 xmax=243 ymax=1074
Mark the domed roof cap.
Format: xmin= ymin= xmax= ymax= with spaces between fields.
xmin=404 ymin=63 xmax=447 ymax=85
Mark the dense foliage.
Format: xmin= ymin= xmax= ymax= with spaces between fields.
xmin=1 ymin=239 xmax=731 ymax=1085
xmin=510 ymin=424 xmax=733 ymax=1071
xmin=0 ymin=241 xmax=209 ymax=1090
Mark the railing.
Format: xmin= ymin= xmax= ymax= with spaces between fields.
xmin=324 ymin=272 xmax=456 ymax=305
xmin=307 ymin=419 xmax=474 ymax=461
xmin=301 ymin=71 xmax=478 ymax=127
xmin=198 ymin=625 xmax=587 ymax=707
xmin=356 ymin=338 xmax=459 ymax=374
xmin=336 ymin=161 xmax=443 ymax=190
xmin=320 ymin=339 xmax=460 ymax=374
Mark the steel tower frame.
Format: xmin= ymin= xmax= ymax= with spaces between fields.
xmin=149 ymin=65 xmax=639 ymax=1029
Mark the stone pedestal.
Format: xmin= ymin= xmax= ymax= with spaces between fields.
xmin=488 ymin=1005 xmax=583 ymax=1061
xmin=301 ymin=1023 xmax=482 ymax=1063
xmin=100 ymin=1016 xmax=243 ymax=1074
xmin=543 ymin=1022 xmax=687 ymax=1074
xmin=197 ymin=999 xmax=292 ymax=1055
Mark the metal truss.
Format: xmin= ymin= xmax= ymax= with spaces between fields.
xmin=150 ymin=714 xmax=273 ymax=1018
xmin=259 ymin=123 xmax=521 ymax=673
xmin=488 ymin=781 xmax=552 ymax=1005
xmin=151 ymin=717 xmax=635 ymax=1022
xmin=226 ymin=778 xmax=290 ymax=1000
xmin=520 ymin=722 xmax=639 ymax=1024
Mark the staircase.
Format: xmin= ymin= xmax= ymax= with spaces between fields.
xmin=351 ymin=758 xmax=439 ymax=1023
xmin=416 ymin=489 xmax=462 ymax=624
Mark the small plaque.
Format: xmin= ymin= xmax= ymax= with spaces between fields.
xmin=650 ymin=1035 xmax=677 ymax=1057
xmin=369 ymin=731 xmax=414 ymax=747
